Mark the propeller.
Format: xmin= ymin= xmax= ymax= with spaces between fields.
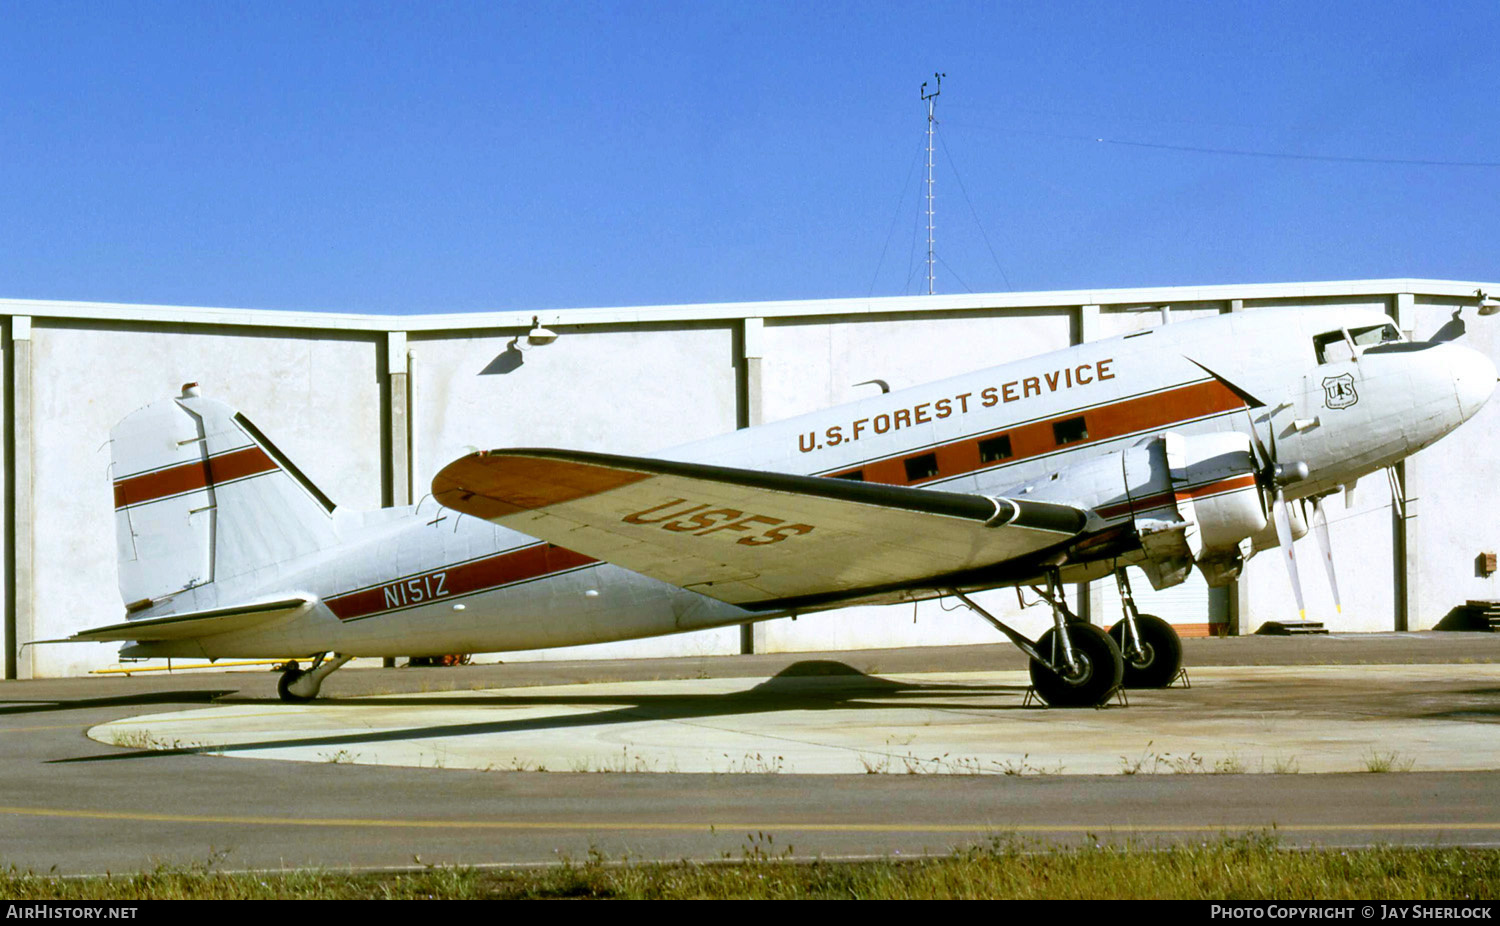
xmin=1306 ymin=496 xmax=1343 ymax=614
xmin=1244 ymin=408 xmax=1316 ymax=620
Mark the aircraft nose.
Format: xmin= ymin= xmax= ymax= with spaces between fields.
xmin=1449 ymin=344 xmax=1498 ymax=421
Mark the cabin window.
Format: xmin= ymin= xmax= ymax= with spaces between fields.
xmin=1052 ymin=416 xmax=1088 ymax=446
xmin=978 ymin=434 xmax=1013 ymax=463
xmin=831 ymin=469 xmax=864 ymax=481
xmin=903 ymin=452 xmax=939 ymax=482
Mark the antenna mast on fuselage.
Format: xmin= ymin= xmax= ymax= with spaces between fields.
xmin=921 ymin=72 xmax=944 ymax=296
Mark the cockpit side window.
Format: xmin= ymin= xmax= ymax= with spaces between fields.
xmin=1314 ymin=330 xmax=1355 ymax=364
xmin=1349 ymin=323 xmax=1401 ymax=348
xmin=1315 ymin=323 xmax=1401 ymax=363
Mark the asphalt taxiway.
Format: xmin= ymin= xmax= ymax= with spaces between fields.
xmin=3 ymin=633 xmax=1499 ymax=874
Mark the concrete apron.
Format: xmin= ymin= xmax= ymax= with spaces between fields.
xmin=87 ymin=664 xmax=1500 ymax=776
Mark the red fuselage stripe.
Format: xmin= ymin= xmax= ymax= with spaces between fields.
xmin=335 ymin=380 xmax=1248 ymax=621
xmin=325 ymin=544 xmax=598 ymax=622
xmin=1093 ymin=473 xmax=1259 ymax=520
xmin=823 ymin=378 xmax=1245 ymax=487
xmin=113 ymin=446 xmax=278 ymax=510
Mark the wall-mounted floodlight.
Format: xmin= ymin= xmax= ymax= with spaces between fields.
xmin=1477 ymin=290 xmax=1500 ymax=317
xmin=509 ymin=316 xmax=560 ymax=354
xmin=526 ymin=316 xmax=559 ymax=346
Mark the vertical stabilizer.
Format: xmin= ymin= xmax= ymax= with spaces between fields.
xmin=110 ymin=385 xmax=340 ymax=608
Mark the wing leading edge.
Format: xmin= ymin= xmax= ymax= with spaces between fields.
xmin=432 ymin=449 xmax=1087 ymax=608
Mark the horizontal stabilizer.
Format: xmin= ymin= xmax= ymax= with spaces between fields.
xmin=56 ymin=598 xmax=312 ymax=643
xmin=433 ymin=449 xmax=1087 ymax=608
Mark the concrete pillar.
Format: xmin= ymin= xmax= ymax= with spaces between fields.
xmin=1226 ymin=298 xmax=1247 ymax=632
xmin=1392 ymin=294 xmax=1417 ymax=631
xmin=740 ymin=317 xmax=765 ymax=653
xmin=7 ymin=316 xmax=33 ymax=679
xmin=386 ymin=331 xmax=410 ymax=507
xmin=383 ymin=331 xmax=410 ymax=669
xmin=741 ymin=317 xmax=765 ymax=428
xmin=1077 ymin=303 xmax=1101 ymax=347
xmin=1071 ymin=306 xmax=1103 ymax=616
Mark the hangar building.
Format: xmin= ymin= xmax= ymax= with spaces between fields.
xmin=4 ymin=279 xmax=1497 ymax=679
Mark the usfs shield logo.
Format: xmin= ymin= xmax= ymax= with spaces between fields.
xmin=1322 ymin=373 xmax=1358 ymax=409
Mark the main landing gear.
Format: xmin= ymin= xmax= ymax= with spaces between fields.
xmin=951 ymin=571 xmax=1124 ymax=707
xmin=275 ymin=653 xmax=352 ymax=702
xmin=1107 ymin=569 xmax=1184 ymax=689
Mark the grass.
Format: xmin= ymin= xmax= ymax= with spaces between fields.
xmin=4 ymin=835 xmax=1497 ymax=900
xmin=1364 ymin=751 xmax=1418 ymax=773
xmin=103 ymin=728 xmax=223 ymax=755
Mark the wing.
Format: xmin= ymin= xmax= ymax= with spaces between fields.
xmin=432 ymin=449 xmax=1087 ymax=608
xmin=42 ymin=597 xmax=312 ymax=643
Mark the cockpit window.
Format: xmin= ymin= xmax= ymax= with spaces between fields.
xmin=1349 ymin=323 xmax=1401 ymax=348
xmin=1315 ymin=323 xmax=1402 ymax=363
xmin=1314 ymin=331 xmax=1355 ymax=364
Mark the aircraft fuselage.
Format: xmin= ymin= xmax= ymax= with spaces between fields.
xmin=122 ymin=305 xmax=1495 ymax=659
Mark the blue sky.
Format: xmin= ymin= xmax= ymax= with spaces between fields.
xmin=2 ymin=1 xmax=1497 ymax=313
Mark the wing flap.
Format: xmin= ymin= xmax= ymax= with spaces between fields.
xmin=434 ymin=449 xmax=1086 ymax=606
xmin=61 ymin=597 xmax=312 ymax=643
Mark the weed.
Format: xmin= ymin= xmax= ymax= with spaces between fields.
xmin=1119 ymin=742 xmax=1247 ymax=775
xmin=719 ymin=753 xmax=785 ymax=774
xmin=858 ymin=753 xmax=891 ymax=774
xmin=995 ymin=754 xmax=1066 ymax=776
xmin=105 ymin=728 xmax=223 ymax=755
xmin=1363 ymin=750 xmax=1417 ymax=773
xmin=1268 ymin=755 xmax=1301 ymax=774
xmin=1119 ymin=740 xmax=1156 ymax=775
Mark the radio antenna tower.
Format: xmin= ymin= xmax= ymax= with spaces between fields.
xmin=921 ymin=72 xmax=945 ymax=295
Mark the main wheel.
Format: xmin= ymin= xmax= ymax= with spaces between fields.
xmin=277 ymin=666 xmax=314 ymax=703
xmin=1108 ymin=613 xmax=1183 ymax=688
xmin=1028 ymin=623 xmax=1125 ymax=707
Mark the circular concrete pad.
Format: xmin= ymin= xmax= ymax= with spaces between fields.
xmin=88 ymin=661 xmax=1500 ymax=775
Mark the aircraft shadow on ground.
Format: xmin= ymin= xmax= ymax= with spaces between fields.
xmin=52 ymin=661 xmax=1036 ymax=765
xmin=0 ymin=690 xmax=235 ymax=716
xmin=1417 ymin=686 xmax=1500 ymax=722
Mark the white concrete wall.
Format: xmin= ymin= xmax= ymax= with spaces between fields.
xmin=1239 ymin=487 xmax=1397 ymax=632
xmin=759 ymin=309 xmax=1073 ymax=423
xmin=10 ymin=281 xmax=1499 ymax=676
xmin=1411 ymin=297 xmax=1500 ymax=627
xmin=409 ymin=323 xmax=738 ymax=489
xmin=27 ymin=323 xmax=382 ymax=676
xmin=410 ymin=322 xmax=746 ymax=663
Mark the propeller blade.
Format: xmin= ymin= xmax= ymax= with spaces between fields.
xmin=1272 ymin=488 xmax=1307 ymax=620
xmin=1387 ymin=466 xmax=1407 ymax=519
xmin=1309 ymin=496 xmax=1342 ymax=614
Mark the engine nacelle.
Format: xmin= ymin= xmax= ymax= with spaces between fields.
xmin=1126 ymin=428 xmax=1264 ymax=536
xmin=1004 ymin=430 xmax=1268 ymax=590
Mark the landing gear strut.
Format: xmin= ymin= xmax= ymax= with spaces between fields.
xmin=276 ymin=653 xmax=352 ymax=702
xmin=1107 ymin=569 xmax=1184 ymax=688
xmin=951 ymin=570 xmax=1124 ymax=707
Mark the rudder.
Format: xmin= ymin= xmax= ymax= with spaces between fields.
xmin=111 ymin=384 xmax=340 ymax=608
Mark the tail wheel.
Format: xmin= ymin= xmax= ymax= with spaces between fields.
xmin=276 ymin=665 xmax=314 ymax=703
xmin=1028 ymin=623 xmax=1124 ymax=707
xmin=1108 ymin=613 xmax=1183 ymax=688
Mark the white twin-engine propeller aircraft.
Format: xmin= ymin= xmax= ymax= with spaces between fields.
xmin=55 ymin=305 xmax=1496 ymax=706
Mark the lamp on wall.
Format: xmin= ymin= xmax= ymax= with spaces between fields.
xmin=1478 ymin=290 xmax=1500 ymax=317
xmin=524 ymin=316 xmax=559 ymax=347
